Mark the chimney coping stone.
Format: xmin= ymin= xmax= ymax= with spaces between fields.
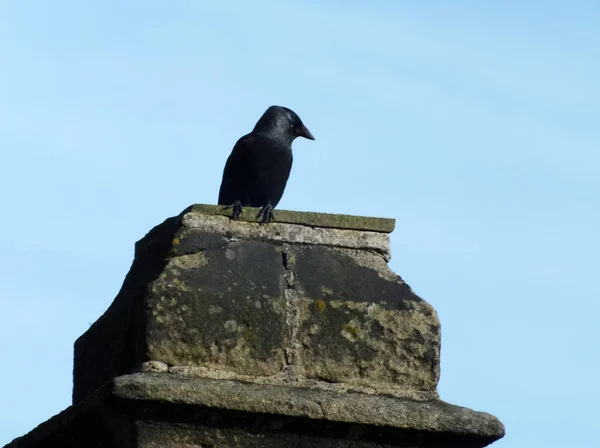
xmin=187 ymin=204 xmax=396 ymax=233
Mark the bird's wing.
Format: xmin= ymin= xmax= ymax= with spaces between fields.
xmin=218 ymin=134 xmax=255 ymax=205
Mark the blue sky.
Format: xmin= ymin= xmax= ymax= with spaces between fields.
xmin=1 ymin=1 xmax=598 ymax=446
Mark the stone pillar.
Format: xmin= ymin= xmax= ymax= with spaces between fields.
xmin=5 ymin=205 xmax=504 ymax=448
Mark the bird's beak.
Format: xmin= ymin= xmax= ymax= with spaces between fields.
xmin=299 ymin=124 xmax=315 ymax=141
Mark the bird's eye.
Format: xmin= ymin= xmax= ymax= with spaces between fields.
xmin=290 ymin=123 xmax=295 ymax=128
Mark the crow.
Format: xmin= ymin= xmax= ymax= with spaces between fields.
xmin=218 ymin=105 xmax=315 ymax=224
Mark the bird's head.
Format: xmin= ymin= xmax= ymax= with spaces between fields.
xmin=253 ymin=105 xmax=315 ymax=144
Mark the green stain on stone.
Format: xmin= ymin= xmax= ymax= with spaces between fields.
xmin=343 ymin=323 xmax=360 ymax=336
xmin=315 ymin=299 xmax=327 ymax=313
xmin=320 ymin=286 xmax=334 ymax=296
xmin=189 ymin=203 xmax=395 ymax=232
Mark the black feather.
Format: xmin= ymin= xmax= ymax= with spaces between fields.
xmin=218 ymin=105 xmax=314 ymax=224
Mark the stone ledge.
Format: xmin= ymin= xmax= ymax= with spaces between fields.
xmin=188 ymin=204 xmax=396 ymax=233
xmin=179 ymin=212 xmax=392 ymax=260
xmin=73 ymin=206 xmax=429 ymax=403
xmin=115 ymin=373 xmax=503 ymax=440
xmin=6 ymin=373 xmax=505 ymax=448
xmin=139 ymin=362 xmax=437 ymax=401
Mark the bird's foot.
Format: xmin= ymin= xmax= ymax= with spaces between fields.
xmin=222 ymin=200 xmax=243 ymax=220
xmin=256 ymin=203 xmax=275 ymax=225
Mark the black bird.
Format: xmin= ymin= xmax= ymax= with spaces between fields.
xmin=218 ymin=105 xmax=315 ymax=224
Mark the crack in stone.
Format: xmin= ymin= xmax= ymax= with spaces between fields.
xmin=281 ymin=245 xmax=301 ymax=370
xmin=281 ymin=250 xmax=295 ymax=289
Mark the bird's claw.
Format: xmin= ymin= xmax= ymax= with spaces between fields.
xmin=222 ymin=200 xmax=243 ymax=220
xmin=256 ymin=204 xmax=275 ymax=225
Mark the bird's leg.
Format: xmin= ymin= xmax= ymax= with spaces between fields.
xmin=222 ymin=200 xmax=243 ymax=219
xmin=256 ymin=203 xmax=275 ymax=225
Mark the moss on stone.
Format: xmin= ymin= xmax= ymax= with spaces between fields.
xmin=321 ymin=286 xmax=334 ymax=296
xmin=189 ymin=203 xmax=395 ymax=233
xmin=343 ymin=323 xmax=360 ymax=335
xmin=315 ymin=299 xmax=327 ymax=313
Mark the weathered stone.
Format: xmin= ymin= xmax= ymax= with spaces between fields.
xmin=146 ymin=240 xmax=288 ymax=376
xmin=5 ymin=373 xmax=505 ymax=448
xmin=282 ymin=245 xmax=440 ymax=399
xmin=72 ymin=205 xmax=432 ymax=403
xmin=140 ymin=361 xmax=168 ymax=373
xmin=178 ymin=212 xmax=392 ymax=260
xmin=48 ymin=204 xmax=505 ymax=447
xmin=188 ymin=203 xmax=396 ymax=233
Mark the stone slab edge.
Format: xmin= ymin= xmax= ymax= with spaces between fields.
xmin=5 ymin=373 xmax=504 ymax=447
xmin=189 ymin=204 xmax=396 ymax=233
xmin=141 ymin=362 xmax=437 ymax=402
xmin=114 ymin=373 xmax=504 ymax=440
xmin=180 ymin=213 xmax=392 ymax=260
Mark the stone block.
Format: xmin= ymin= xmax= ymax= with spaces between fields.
xmin=7 ymin=204 xmax=504 ymax=447
xmin=73 ymin=205 xmax=439 ymax=403
xmin=5 ymin=373 xmax=505 ymax=448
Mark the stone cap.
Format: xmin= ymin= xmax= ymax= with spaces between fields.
xmin=6 ymin=373 xmax=505 ymax=448
xmin=176 ymin=206 xmax=393 ymax=261
xmin=187 ymin=204 xmax=396 ymax=233
xmin=119 ymin=373 xmax=504 ymax=441
xmin=72 ymin=205 xmax=417 ymax=402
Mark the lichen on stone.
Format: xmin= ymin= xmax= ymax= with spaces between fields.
xmin=314 ymin=299 xmax=327 ymax=313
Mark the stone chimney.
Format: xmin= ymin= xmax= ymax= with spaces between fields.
xmin=5 ymin=205 xmax=504 ymax=448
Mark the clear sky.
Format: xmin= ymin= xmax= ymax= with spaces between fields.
xmin=1 ymin=1 xmax=598 ymax=446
